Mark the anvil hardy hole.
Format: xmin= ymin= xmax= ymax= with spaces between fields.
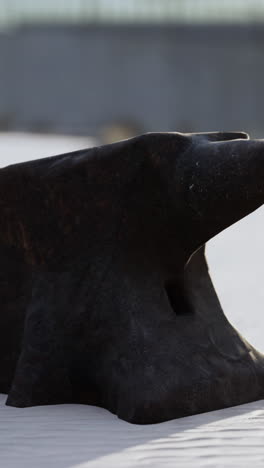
xmin=165 ymin=281 xmax=193 ymax=316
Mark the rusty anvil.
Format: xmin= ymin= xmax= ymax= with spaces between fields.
xmin=0 ymin=131 xmax=263 ymax=424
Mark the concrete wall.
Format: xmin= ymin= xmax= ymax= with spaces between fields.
xmin=0 ymin=24 xmax=264 ymax=137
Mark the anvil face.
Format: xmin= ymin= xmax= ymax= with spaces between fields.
xmin=0 ymin=131 xmax=264 ymax=424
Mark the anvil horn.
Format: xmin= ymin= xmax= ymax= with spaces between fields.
xmin=188 ymin=131 xmax=249 ymax=142
xmin=179 ymin=133 xmax=264 ymax=251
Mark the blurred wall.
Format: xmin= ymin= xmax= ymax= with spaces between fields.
xmin=0 ymin=32 xmax=10 ymax=127
xmin=0 ymin=24 xmax=264 ymax=137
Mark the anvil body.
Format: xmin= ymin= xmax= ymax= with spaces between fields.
xmin=0 ymin=132 xmax=264 ymax=424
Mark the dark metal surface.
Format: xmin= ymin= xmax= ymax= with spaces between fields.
xmin=1 ymin=131 xmax=264 ymax=424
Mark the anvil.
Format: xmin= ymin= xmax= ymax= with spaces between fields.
xmin=0 ymin=131 xmax=264 ymax=424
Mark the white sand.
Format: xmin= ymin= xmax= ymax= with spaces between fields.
xmin=0 ymin=132 xmax=264 ymax=468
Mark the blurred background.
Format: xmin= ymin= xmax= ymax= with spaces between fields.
xmin=1 ymin=0 xmax=264 ymax=140
xmin=0 ymin=0 xmax=264 ymax=351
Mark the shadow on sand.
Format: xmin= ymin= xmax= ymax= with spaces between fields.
xmin=1 ymin=394 xmax=263 ymax=468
